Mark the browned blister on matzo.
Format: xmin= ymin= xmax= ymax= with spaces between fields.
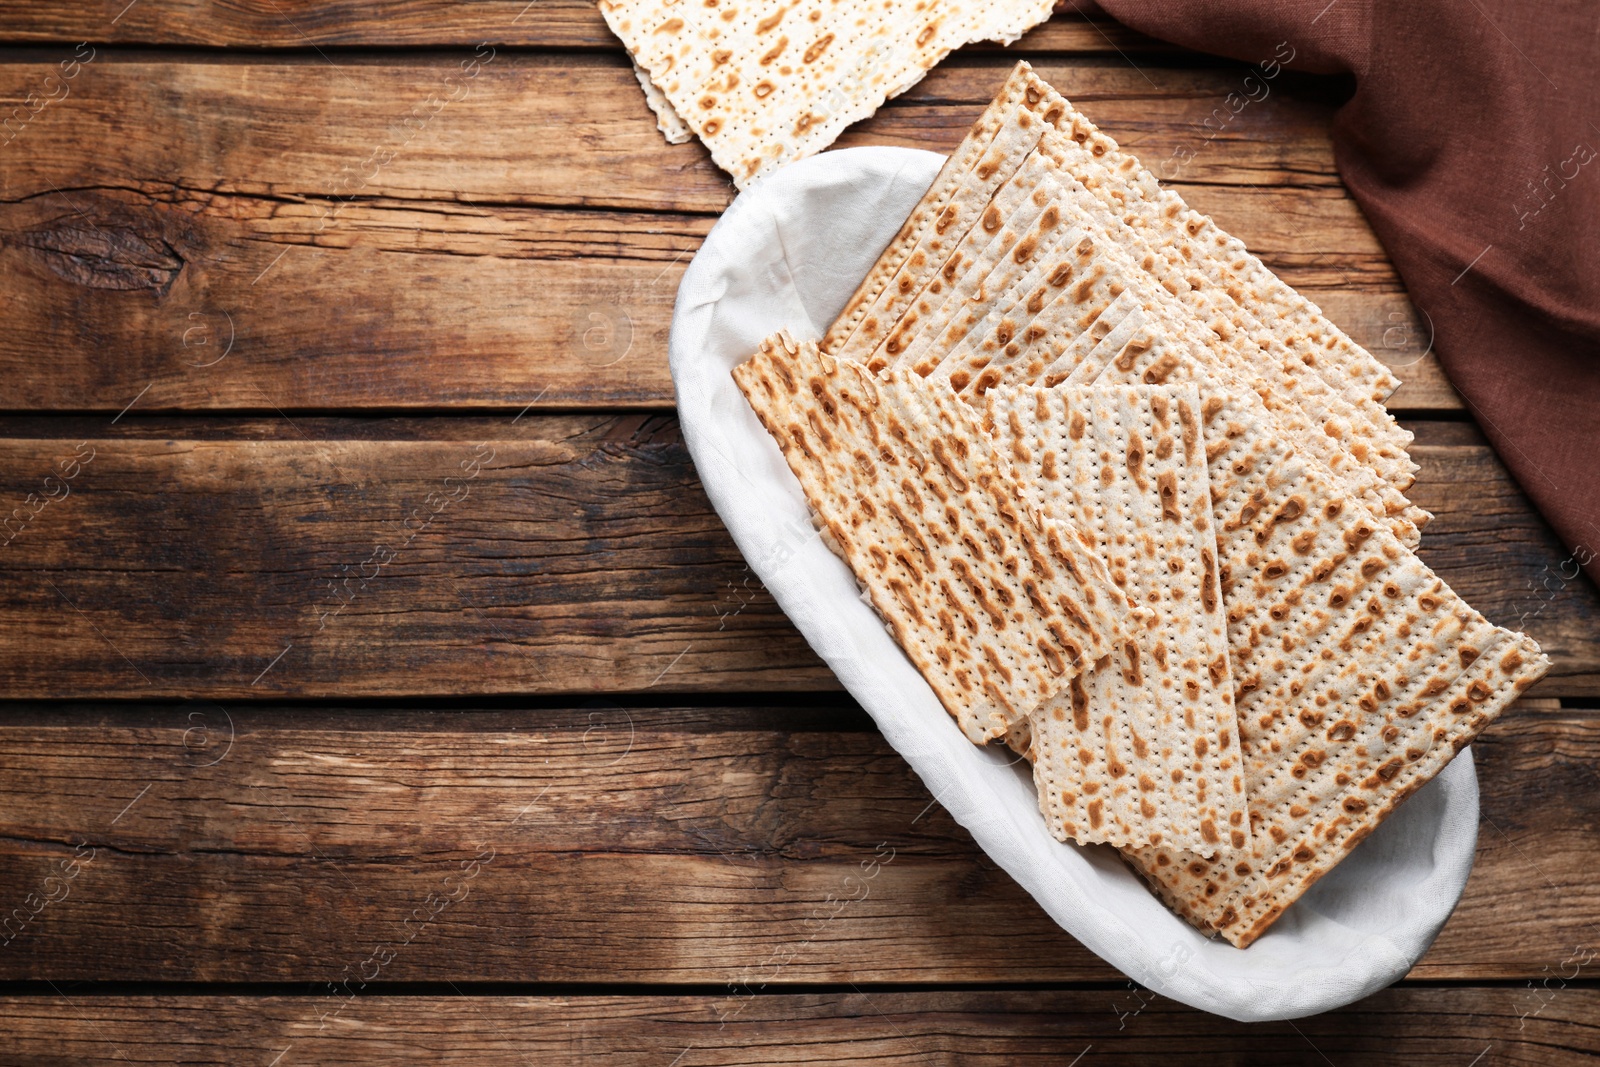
xmin=986 ymin=384 xmax=1247 ymax=856
xmin=732 ymin=331 xmax=1134 ymax=745
xmin=1121 ymin=393 xmax=1550 ymax=947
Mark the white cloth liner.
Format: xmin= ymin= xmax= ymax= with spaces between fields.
xmin=667 ymin=145 xmax=1478 ymax=1022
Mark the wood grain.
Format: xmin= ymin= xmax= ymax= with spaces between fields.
xmin=0 ymin=3 xmax=1170 ymax=52
xmin=0 ymin=417 xmax=1591 ymax=698
xmin=0 ymin=988 xmax=1594 ymax=1064
xmin=0 ymin=57 xmax=1462 ymax=412
xmin=0 ymin=703 xmax=1592 ymax=984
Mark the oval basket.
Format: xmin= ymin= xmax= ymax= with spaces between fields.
xmin=667 ymin=146 xmax=1478 ymax=1022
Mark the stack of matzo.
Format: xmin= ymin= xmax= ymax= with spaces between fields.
xmin=599 ymin=0 xmax=1055 ymax=188
xmin=733 ymin=62 xmax=1550 ymax=948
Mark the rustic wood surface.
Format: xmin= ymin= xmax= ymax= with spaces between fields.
xmin=0 ymin=56 xmax=1458 ymax=413
xmin=0 ymin=2 xmax=1168 ymax=52
xmin=0 ymin=5 xmax=1595 ymax=1063
xmin=0 ymin=702 xmax=1592 ymax=984
xmin=0 ymin=989 xmax=1594 ymax=1066
xmin=0 ymin=418 xmax=1592 ymax=697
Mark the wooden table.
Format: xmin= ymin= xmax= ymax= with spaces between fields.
xmin=1 ymin=5 xmax=1596 ymax=1062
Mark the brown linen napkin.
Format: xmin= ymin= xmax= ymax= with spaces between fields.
xmin=1084 ymin=0 xmax=1600 ymax=584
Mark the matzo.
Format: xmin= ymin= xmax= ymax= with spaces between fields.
xmin=1031 ymin=128 xmax=1421 ymax=508
xmin=986 ymin=384 xmax=1247 ymax=856
xmin=826 ymin=63 xmax=1420 ymax=521
xmin=1121 ymin=392 xmax=1549 ymax=946
xmin=933 ymin=225 xmax=1104 ymax=392
xmin=1021 ymin=140 xmax=1426 ymax=537
xmin=875 ymin=160 xmax=1063 ymax=372
xmin=983 ymin=210 xmax=1425 ymax=548
xmin=826 ymin=65 xmax=1056 ymax=358
xmin=780 ymin=60 xmax=1546 ymax=946
xmin=732 ymin=331 xmax=1134 ymax=744
xmin=631 ymin=58 xmax=694 ymax=144
xmin=1016 ymin=69 xmax=1417 ymax=483
xmin=600 ymin=0 xmax=1055 ymax=190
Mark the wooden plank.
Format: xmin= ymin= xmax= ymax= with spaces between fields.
xmin=1419 ymin=708 xmax=1600 ymax=981
xmin=0 ymin=988 xmax=1594 ymax=1064
xmin=0 ymin=56 xmax=1464 ymax=412
xmin=3 ymin=59 xmax=1339 ymax=215
xmin=0 ymin=416 xmax=831 ymax=697
xmin=0 ymin=4 xmax=1171 ymax=52
xmin=0 ymin=417 xmax=1591 ymax=697
xmin=0 ymin=703 xmax=1593 ymax=983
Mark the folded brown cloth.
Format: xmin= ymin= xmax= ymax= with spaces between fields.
xmin=1087 ymin=0 xmax=1600 ymax=584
